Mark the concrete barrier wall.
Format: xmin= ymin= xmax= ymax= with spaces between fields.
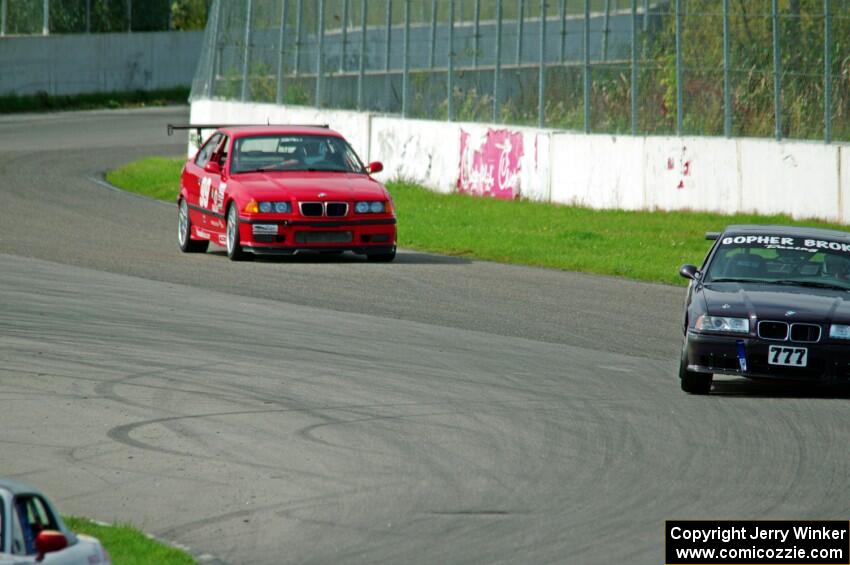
xmin=0 ymin=31 xmax=203 ymax=96
xmin=190 ymin=99 xmax=847 ymax=223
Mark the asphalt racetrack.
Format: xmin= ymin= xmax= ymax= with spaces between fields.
xmin=2 ymin=108 xmax=850 ymax=564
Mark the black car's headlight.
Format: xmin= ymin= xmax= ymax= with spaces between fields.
xmin=829 ymin=325 xmax=850 ymax=339
xmin=694 ymin=315 xmax=749 ymax=334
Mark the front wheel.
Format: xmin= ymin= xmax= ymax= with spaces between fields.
xmin=225 ymin=204 xmax=249 ymax=261
xmin=178 ymin=199 xmax=209 ymax=253
xmin=679 ymin=339 xmax=712 ymax=394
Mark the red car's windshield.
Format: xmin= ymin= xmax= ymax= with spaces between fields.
xmin=231 ymin=134 xmax=365 ymax=174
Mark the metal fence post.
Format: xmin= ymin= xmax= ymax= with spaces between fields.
xmin=602 ymin=0 xmax=610 ymax=61
xmin=824 ymin=0 xmax=831 ymax=143
xmin=583 ymin=0 xmax=590 ymax=133
xmin=276 ymin=0 xmax=288 ymax=105
xmin=448 ymin=0 xmax=455 ymax=121
xmin=675 ymin=0 xmax=682 ymax=135
xmin=643 ymin=0 xmax=649 ymax=32
xmin=86 ymin=0 xmax=91 ymax=32
xmin=357 ymin=0 xmax=367 ymax=109
xmin=1 ymin=0 xmax=6 ymax=36
xmin=473 ymin=0 xmax=481 ymax=68
xmin=43 ymin=0 xmax=49 ymax=35
xmin=294 ymin=0 xmax=303 ymax=75
xmin=341 ymin=0 xmax=349 ymax=72
xmin=208 ymin=0 xmax=222 ymax=98
xmin=772 ymin=0 xmax=781 ymax=140
xmin=723 ymin=0 xmax=731 ymax=137
xmin=429 ymin=0 xmax=437 ymax=68
xmin=241 ymin=0 xmax=254 ymax=101
xmin=128 ymin=0 xmax=132 ymax=32
xmin=559 ymin=0 xmax=566 ymax=63
xmin=516 ymin=0 xmax=524 ymax=65
xmin=384 ymin=0 xmax=393 ymax=110
xmin=538 ymin=0 xmax=546 ymax=127
xmin=316 ymin=0 xmax=325 ymax=107
xmin=493 ymin=0 xmax=503 ymax=123
xmin=403 ymin=0 xmax=410 ymax=117
xmin=385 ymin=0 xmax=392 ymax=72
xmin=631 ymin=0 xmax=637 ymax=135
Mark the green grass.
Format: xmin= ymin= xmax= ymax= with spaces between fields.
xmin=107 ymin=157 xmax=185 ymax=202
xmin=63 ymin=516 xmax=194 ymax=565
xmin=0 ymin=87 xmax=189 ymax=114
xmin=107 ymin=156 xmax=848 ymax=285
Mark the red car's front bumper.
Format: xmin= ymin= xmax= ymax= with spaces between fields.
xmin=238 ymin=215 xmax=397 ymax=255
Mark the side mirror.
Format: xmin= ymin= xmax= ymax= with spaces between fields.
xmin=204 ymin=161 xmax=221 ymax=175
xmin=35 ymin=530 xmax=68 ymax=562
xmin=367 ymin=161 xmax=383 ymax=174
xmin=679 ymin=264 xmax=700 ymax=280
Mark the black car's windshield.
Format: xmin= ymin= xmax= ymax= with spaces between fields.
xmin=231 ymin=134 xmax=366 ymax=174
xmin=703 ymin=235 xmax=850 ymax=290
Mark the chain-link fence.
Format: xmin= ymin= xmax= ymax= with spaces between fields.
xmin=0 ymin=0 xmax=210 ymax=35
xmin=190 ymin=0 xmax=850 ymax=142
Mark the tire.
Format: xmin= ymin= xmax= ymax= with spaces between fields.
xmin=679 ymin=339 xmax=712 ymax=394
xmin=366 ymin=247 xmax=396 ymax=263
xmin=225 ymin=204 xmax=249 ymax=261
xmin=178 ymin=199 xmax=209 ymax=253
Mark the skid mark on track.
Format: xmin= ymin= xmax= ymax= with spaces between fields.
xmin=294 ymin=409 xmax=476 ymax=451
xmin=93 ymin=360 xmax=224 ymax=411
xmin=160 ymin=478 xmax=413 ymax=540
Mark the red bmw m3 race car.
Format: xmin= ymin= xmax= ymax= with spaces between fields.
xmin=173 ymin=124 xmax=397 ymax=262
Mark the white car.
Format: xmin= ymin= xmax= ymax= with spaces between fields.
xmin=0 ymin=479 xmax=110 ymax=564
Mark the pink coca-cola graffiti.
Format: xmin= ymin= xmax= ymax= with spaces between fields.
xmin=457 ymin=128 xmax=523 ymax=199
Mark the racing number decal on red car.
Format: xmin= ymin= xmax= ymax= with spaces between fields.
xmin=199 ymin=177 xmax=212 ymax=208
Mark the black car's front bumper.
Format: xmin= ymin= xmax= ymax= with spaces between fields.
xmin=685 ymin=330 xmax=850 ymax=383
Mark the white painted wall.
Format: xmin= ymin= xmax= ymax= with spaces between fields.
xmin=368 ymin=116 xmax=460 ymax=193
xmin=189 ymin=99 xmax=848 ymax=223
xmin=550 ymin=134 xmax=645 ymax=210
xmin=738 ymin=139 xmax=839 ymax=219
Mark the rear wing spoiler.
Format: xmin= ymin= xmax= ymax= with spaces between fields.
xmin=705 ymin=232 xmax=721 ymax=241
xmin=167 ymin=123 xmax=330 ymax=137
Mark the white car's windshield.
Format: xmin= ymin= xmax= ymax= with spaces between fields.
xmin=231 ymin=134 xmax=365 ymax=174
xmin=704 ymin=235 xmax=850 ymax=290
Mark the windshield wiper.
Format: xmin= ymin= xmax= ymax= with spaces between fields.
xmin=705 ymin=277 xmax=757 ymax=284
xmin=234 ymin=167 xmax=276 ymax=174
xmin=291 ymin=167 xmax=352 ymax=173
xmin=769 ymin=280 xmax=850 ymax=291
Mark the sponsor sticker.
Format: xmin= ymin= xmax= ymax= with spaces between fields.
xmin=720 ymin=236 xmax=850 ymax=254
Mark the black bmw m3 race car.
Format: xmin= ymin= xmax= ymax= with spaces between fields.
xmin=679 ymin=225 xmax=850 ymax=394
